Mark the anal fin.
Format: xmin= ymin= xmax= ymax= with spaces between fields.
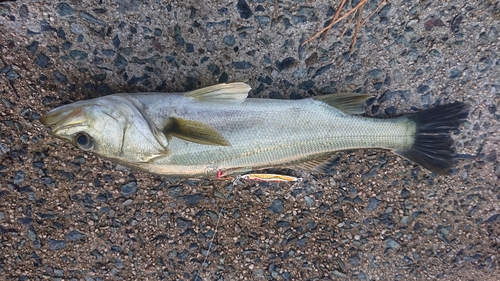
xmin=293 ymin=154 xmax=340 ymax=174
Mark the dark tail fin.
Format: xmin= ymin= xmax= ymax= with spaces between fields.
xmin=396 ymin=102 xmax=469 ymax=174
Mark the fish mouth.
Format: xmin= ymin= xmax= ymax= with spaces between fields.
xmin=40 ymin=106 xmax=86 ymax=133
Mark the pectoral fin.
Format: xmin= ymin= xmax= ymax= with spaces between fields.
xmin=184 ymin=82 xmax=251 ymax=103
xmin=163 ymin=117 xmax=231 ymax=146
xmin=314 ymin=93 xmax=372 ymax=114
xmin=293 ymin=154 xmax=340 ymax=174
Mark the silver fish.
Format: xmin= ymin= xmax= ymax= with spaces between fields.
xmin=40 ymin=82 xmax=468 ymax=178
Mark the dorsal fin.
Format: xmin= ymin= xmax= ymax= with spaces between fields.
xmin=314 ymin=93 xmax=372 ymax=114
xmin=184 ymin=82 xmax=251 ymax=103
xmin=163 ymin=117 xmax=231 ymax=146
xmin=293 ymin=154 xmax=340 ymax=174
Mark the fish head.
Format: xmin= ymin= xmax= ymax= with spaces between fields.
xmin=40 ymin=96 xmax=169 ymax=164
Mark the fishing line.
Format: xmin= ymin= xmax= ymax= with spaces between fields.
xmin=196 ymin=206 xmax=223 ymax=280
xmin=194 ymin=176 xmax=240 ymax=280
xmin=193 ymin=174 xmax=300 ymax=279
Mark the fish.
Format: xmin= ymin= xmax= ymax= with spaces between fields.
xmin=40 ymin=82 xmax=469 ymax=179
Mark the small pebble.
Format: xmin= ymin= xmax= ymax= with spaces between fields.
xmin=117 ymin=0 xmax=140 ymax=14
xmin=114 ymin=54 xmax=128 ymax=68
xmin=49 ymin=239 xmax=66 ymax=251
xmin=34 ymin=53 xmax=50 ymax=68
xmin=13 ymin=170 xmax=25 ymax=185
xmin=69 ymin=50 xmax=88 ymax=60
xmin=167 ymin=185 xmax=183 ymax=198
xmin=80 ymin=11 xmax=106 ymax=26
xmin=19 ymin=4 xmax=29 ymax=18
xmin=400 ymin=188 xmax=411 ymax=199
xmin=276 ymin=221 xmax=291 ymax=227
xmin=56 ymin=3 xmax=75 ymax=16
xmin=176 ymin=217 xmax=192 ymax=228
xmin=66 ymin=230 xmax=86 ymax=242
xmin=417 ymin=85 xmax=430 ymax=94
xmin=236 ymin=0 xmax=252 ymax=19
xmin=122 ymin=199 xmax=133 ymax=206
xmin=27 ymin=226 xmax=37 ymax=241
xmin=295 ymin=237 xmax=307 ymax=247
xmin=332 ymin=270 xmax=347 ymax=278
xmin=276 ymin=57 xmax=296 ymax=71
xmin=223 ymin=35 xmax=235 ymax=46
xmin=40 ymin=19 xmax=55 ymax=32
xmin=232 ymin=61 xmax=252 ymax=69
xmin=312 ymin=64 xmax=332 ymax=79
xmin=57 ymin=27 xmax=66 ymax=39
xmin=269 ymin=198 xmax=284 ymax=214
xmin=255 ymin=5 xmax=265 ymax=12
xmin=385 ymin=106 xmax=396 ymax=116
xmin=292 ymin=15 xmax=307 ymax=24
xmin=62 ymin=41 xmax=72 ymax=50
xmin=385 ymin=237 xmax=400 ymax=249
xmin=451 ymin=14 xmax=463 ymax=32
xmin=366 ymin=197 xmax=381 ymax=211
xmin=485 ymin=214 xmax=499 ymax=223
xmin=304 ymin=196 xmax=314 ymax=205
xmin=255 ymin=16 xmax=270 ymax=25
xmin=368 ymin=68 xmax=383 ymax=78
xmin=26 ymin=41 xmax=38 ymax=54
xmin=53 ymin=70 xmax=67 ymax=84
xmin=70 ymin=23 xmax=83 ymax=34
xmin=18 ymin=217 xmax=33 ymax=225
xmin=120 ymin=182 xmax=137 ymax=196
xmin=112 ymin=35 xmax=121 ymax=48
xmin=184 ymin=194 xmax=202 ymax=206
xmin=349 ymin=256 xmax=361 ymax=266
xmin=299 ymin=80 xmax=314 ymax=91
xmin=421 ymin=93 xmax=431 ymax=105
xmin=6 ymin=71 xmax=18 ymax=80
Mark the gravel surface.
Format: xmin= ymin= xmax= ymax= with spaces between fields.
xmin=1 ymin=0 xmax=499 ymax=280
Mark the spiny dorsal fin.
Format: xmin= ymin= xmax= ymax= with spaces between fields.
xmin=314 ymin=93 xmax=372 ymax=114
xmin=184 ymin=82 xmax=251 ymax=103
xmin=293 ymin=154 xmax=340 ymax=174
xmin=163 ymin=117 xmax=231 ymax=146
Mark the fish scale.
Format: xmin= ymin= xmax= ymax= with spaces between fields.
xmin=125 ymin=94 xmax=414 ymax=177
xmin=40 ymin=82 xmax=468 ymax=178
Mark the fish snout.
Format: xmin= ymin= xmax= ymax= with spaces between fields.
xmin=40 ymin=107 xmax=86 ymax=132
xmin=40 ymin=109 xmax=61 ymax=127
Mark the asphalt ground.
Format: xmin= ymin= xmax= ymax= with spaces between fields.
xmin=0 ymin=0 xmax=499 ymax=280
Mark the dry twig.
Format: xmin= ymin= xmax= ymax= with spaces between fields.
xmin=302 ymin=0 xmax=387 ymax=53
xmin=341 ymin=11 xmax=356 ymax=37
xmin=350 ymin=1 xmax=365 ymax=52
xmin=273 ymin=0 xmax=279 ymax=22
xmin=362 ymin=0 xmax=387 ymax=25
xmin=322 ymin=0 xmax=347 ymax=40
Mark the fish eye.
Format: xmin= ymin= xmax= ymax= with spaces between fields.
xmin=75 ymin=133 xmax=94 ymax=151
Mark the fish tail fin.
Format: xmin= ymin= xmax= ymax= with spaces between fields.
xmin=395 ymin=102 xmax=469 ymax=174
